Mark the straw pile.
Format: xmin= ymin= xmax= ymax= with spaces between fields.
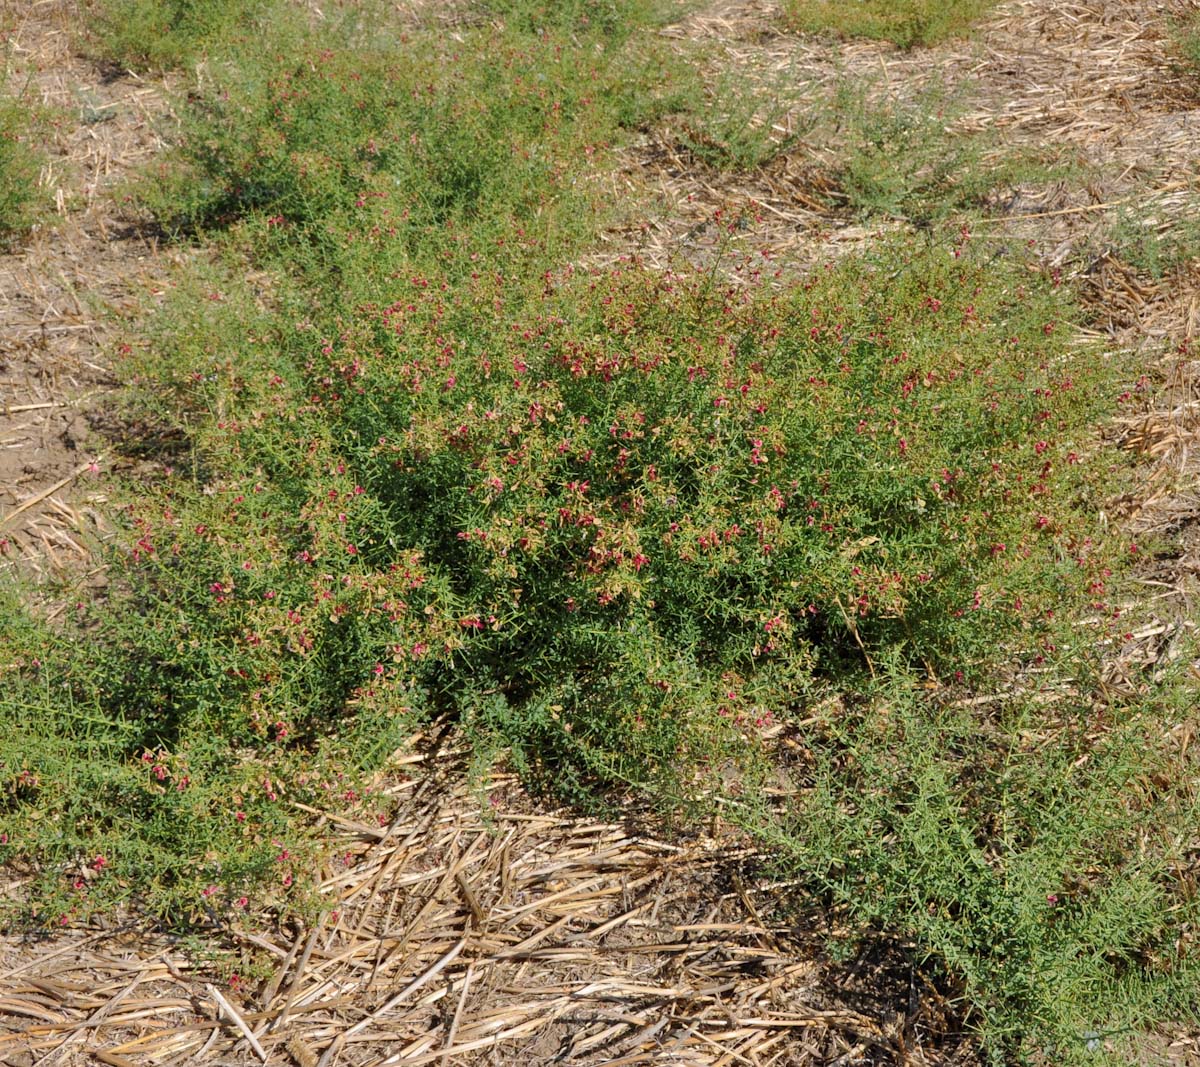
xmin=0 ymin=741 xmax=977 ymax=1065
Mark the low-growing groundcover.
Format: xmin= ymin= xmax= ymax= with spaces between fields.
xmin=1 ymin=0 xmax=1198 ymax=1062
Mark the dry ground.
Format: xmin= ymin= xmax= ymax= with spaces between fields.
xmin=2 ymin=0 xmax=1200 ymax=1064
xmin=0 ymin=0 xmax=175 ymax=585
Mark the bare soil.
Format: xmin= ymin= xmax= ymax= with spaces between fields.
xmin=0 ymin=0 xmax=174 ymax=582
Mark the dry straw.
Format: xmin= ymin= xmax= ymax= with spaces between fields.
xmin=0 ymin=741 xmax=926 ymax=1065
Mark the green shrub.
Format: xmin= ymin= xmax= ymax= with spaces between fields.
xmin=782 ymin=0 xmax=995 ymax=48
xmin=4 ymin=5 xmax=1189 ymax=1058
xmin=830 ymin=82 xmax=1071 ymax=223
xmin=2 ymin=220 xmax=1131 ymax=925
xmin=133 ymin=1 xmax=690 ymax=238
xmin=105 ymin=221 xmax=1129 ymax=802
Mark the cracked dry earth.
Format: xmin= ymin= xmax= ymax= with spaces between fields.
xmin=2 ymin=0 xmax=1200 ymax=1065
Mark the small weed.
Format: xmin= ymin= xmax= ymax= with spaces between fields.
xmin=675 ymin=61 xmax=811 ymax=172
xmin=782 ymin=0 xmax=995 ymax=48
xmin=0 ymin=87 xmax=49 ymax=244
xmin=1169 ymin=8 xmax=1200 ymax=79
xmin=1105 ymin=202 xmax=1200 ymax=279
xmin=77 ymin=89 xmax=118 ymax=126
xmin=830 ymin=81 xmax=1071 ymax=223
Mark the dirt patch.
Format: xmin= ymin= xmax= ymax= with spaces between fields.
xmin=0 ymin=0 xmax=175 ymax=580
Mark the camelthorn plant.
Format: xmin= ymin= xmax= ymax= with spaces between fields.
xmin=0 ymin=87 xmax=49 ymax=244
xmin=112 ymin=220 xmax=1128 ymax=799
